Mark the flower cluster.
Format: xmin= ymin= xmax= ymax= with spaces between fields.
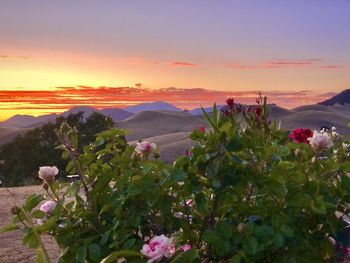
xmin=289 ymin=127 xmax=334 ymax=152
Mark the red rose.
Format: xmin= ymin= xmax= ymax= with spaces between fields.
xmin=185 ymin=149 xmax=192 ymax=157
xmin=289 ymin=128 xmax=313 ymax=144
xmin=255 ymin=107 xmax=263 ymax=117
xmin=198 ymin=127 xmax=206 ymax=133
xmin=226 ymin=98 xmax=234 ymax=109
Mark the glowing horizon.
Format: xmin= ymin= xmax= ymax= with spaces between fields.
xmin=0 ymin=86 xmax=337 ymax=121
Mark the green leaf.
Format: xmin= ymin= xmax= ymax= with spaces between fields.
xmin=340 ymin=162 xmax=350 ymax=172
xmin=24 ymin=194 xmax=44 ymax=212
xmin=231 ymin=254 xmax=242 ymax=263
xmin=273 ymin=233 xmax=285 ymax=248
xmin=76 ymin=245 xmax=87 ymax=263
xmin=100 ymin=230 xmax=111 ymax=245
xmin=172 ymin=169 xmax=187 ymax=182
xmin=0 ymin=223 xmax=19 ymax=233
xmin=310 ymin=196 xmax=326 ymax=215
xmin=88 ymin=243 xmax=101 ymax=262
xmin=38 ymin=216 xmax=58 ymax=232
xmin=32 ymin=210 xmax=46 ymax=219
xmin=36 ymin=247 xmax=51 ymax=263
xmin=254 ymin=225 xmax=275 ymax=238
xmin=123 ymin=238 xmax=136 ymax=249
xmin=280 ymin=225 xmax=294 ymax=238
xmin=23 ymin=230 xmax=40 ymax=248
xmin=99 ymin=204 xmax=112 ymax=215
xmin=201 ymin=106 xmax=218 ymax=131
xmin=64 ymin=181 xmax=80 ymax=196
xmin=100 ymin=250 xmax=143 ymax=263
xmin=170 ymin=249 xmax=200 ymax=263
xmin=242 ymin=237 xmax=258 ymax=255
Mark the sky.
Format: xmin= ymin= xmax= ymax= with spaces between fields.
xmin=0 ymin=0 xmax=349 ymax=120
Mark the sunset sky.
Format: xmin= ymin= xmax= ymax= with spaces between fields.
xmin=0 ymin=1 xmax=349 ymax=120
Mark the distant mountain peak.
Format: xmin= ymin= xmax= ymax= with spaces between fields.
xmin=124 ymin=101 xmax=182 ymax=113
xmin=319 ymin=89 xmax=350 ymax=106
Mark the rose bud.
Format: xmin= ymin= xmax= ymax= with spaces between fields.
xmin=294 ymin=148 xmax=303 ymax=158
xmin=11 ymin=205 xmax=20 ymax=215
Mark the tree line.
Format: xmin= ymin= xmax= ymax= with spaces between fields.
xmin=0 ymin=111 xmax=115 ymax=186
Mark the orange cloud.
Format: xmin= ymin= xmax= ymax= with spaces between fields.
xmin=0 ymin=54 xmax=30 ymax=60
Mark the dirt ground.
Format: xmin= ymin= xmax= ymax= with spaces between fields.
xmin=0 ymin=185 xmax=59 ymax=263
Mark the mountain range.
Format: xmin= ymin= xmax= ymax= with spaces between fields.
xmin=0 ymin=101 xmax=182 ymax=129
xmin=0 ymin=90 xmax=349 ymax=161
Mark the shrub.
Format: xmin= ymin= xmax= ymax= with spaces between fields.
xmin=2 ymin=96 xmax=350 ymax=263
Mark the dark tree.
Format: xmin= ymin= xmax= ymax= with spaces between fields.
xmin=0 ymin=111 xmax=115 ymax=186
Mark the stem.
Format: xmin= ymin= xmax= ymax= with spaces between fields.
xmin=182 ymin=197 xmax=194 ymax=245
xmin=55 ymin=130 xmax=90 ymax=203
xmin=196 ymin=193 xmax=220 ymax=249
xmin=68 ymin=148 xmax=90 ymax=201
xmin=48 ymin=185 xmax=60 ymax=202
xmin=21 ymin=208 xmax=51 ymax=263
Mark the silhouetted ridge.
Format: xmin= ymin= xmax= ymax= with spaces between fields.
xmin=319 ymin=89 xmax=350 ymax=106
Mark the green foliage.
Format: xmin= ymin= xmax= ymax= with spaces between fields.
xmin=4 ymin=97 xmax=350 ymax=262
xmin=0 ymin=111 xmax=115 ymax=186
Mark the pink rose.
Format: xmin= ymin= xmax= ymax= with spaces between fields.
xmin=38 ymin=166 xmax=59 ymax=182
xmin=135 ymin=141 xmax=157 ymax=155
xmin=40 ymin=200 xmax=57 ymax=214
xmin=141 ymin=235 xmax=175 ymax=262
xmin=181 ymin=244 xmax=192 ymax=252
xmin=308 ymin=131 xmax=333 ymax=151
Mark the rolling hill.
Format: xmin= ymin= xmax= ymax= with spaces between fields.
xmin=116 ymin=110 xmax=208 ymax=141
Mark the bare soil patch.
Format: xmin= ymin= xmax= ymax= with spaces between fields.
xmin=0 ymin=185 xmax=59 ymax=263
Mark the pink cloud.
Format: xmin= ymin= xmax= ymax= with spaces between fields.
xmin=318 ymin=65 xmax=345 ymax=69
xmin=170 ymin=62 xmax=198 ymax=67
xmin=227 ymin=58 xmax=345 ymax=70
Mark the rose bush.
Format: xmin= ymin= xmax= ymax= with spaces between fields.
xmin=2 ymin=96 xmax=350 ymax=263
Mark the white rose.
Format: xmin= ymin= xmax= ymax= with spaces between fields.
xmin=308 ymin=131 xmax=333 ymax=152
xmin=38 ymin=166 xmax=59 ymax=182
